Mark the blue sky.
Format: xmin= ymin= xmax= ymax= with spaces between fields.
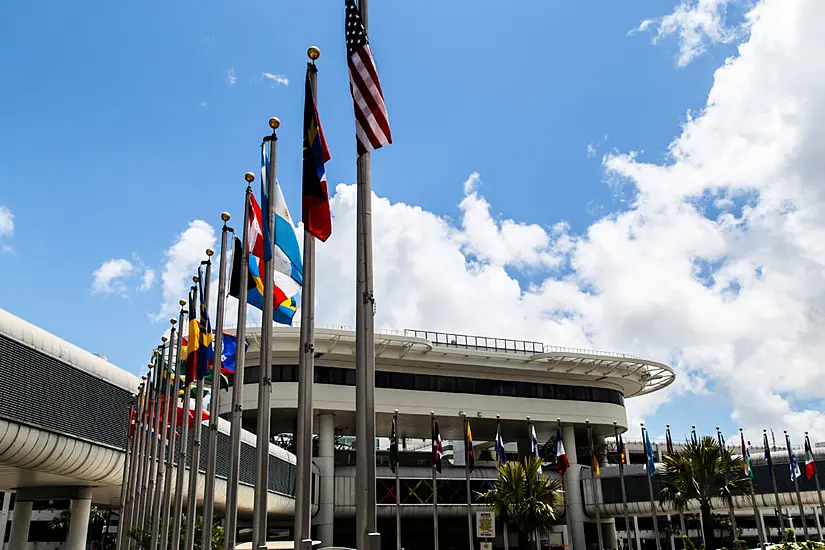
xmin=5 ymin=0 xmax=817 ymax=441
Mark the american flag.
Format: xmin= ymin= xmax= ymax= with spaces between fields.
xmin=345 ymin=0 xmax=391 ymax=156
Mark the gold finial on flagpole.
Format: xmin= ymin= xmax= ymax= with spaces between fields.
xmin=193 ymin=275 xmax=199 ymax=283
xmin=245 ymin=172 xmax=255 ymax=183
xmin=179 ymin=299 xmax=186 ymax=307
xmin=221 ymin=212 xmax=230 ymax=222
xmin=308 ymin=46 xmax=321 ymax=60
xmin=206 ymin=248 xmax=214 ymax=257
xmin=269 ymin=117 xmax=280 ymax=130
xmin=170 ymin=318 xmax=177 ymax=325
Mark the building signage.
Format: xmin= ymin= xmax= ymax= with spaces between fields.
xmin=476 ymin=510 xmax=496 ymax=538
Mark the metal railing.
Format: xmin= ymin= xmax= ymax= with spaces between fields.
xmin=403 ymin=329 xmax=544 ymax=354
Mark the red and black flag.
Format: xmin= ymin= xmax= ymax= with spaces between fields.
xmin=302 ymin=64 xmax=332 ymax=242
xmin=432 ymin=419 xmax=443 ymax=473
xmin=345 ymin=0 xmax=391 ymax=156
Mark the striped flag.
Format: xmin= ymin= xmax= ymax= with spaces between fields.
xmin=345 ymin=0 xmax=391 ymax=156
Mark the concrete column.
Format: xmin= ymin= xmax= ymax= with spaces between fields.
xmin=316 ymin=412 xmax=335 ymax=547
xmin=562 ymin=426 xmax=586 ymax=550
xmin=67 ymin=489 xmax=93 ymax=550
xmin=8 ymin=499 xmax=33 ymax=549
xmin=0 ymin=492 xmax=11 ymax=545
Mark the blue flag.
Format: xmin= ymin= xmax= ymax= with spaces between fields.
xmin=644 ymin=429 xmax=656 ymax=477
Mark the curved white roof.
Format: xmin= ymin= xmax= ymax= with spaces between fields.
xmin=0 ymin=307 xmax=140 ymax=392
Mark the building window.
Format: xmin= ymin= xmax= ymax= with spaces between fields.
xmin=248 ymin=364 xmax=624 ymax=405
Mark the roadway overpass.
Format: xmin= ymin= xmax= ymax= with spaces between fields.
xmin=0 ymin=307 xmax=309 ymax=549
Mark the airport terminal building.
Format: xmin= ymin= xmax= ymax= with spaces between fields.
xmin=6 ymin=306 xmax=824 ymax=550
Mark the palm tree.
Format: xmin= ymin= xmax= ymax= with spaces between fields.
xmin=660 ymin=435 xmax=752 ymax=550
xmin=479 ymin=456 xmax=564 ymax=545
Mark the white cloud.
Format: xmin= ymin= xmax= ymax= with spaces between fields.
xmin=310 ymin=0 xmax=825 ymax=438
xmin=138 ymin=0 xmax=825 ymax=440
xmin=92 ymin=259 xmax=134 ymax=296
xmin=92 ymin=255 xmax=157 ymax=296
xmin=261 ymin=72 xmax=289 ymax=87
xmin=0 ymin=206 xmax=13 ymax=253
xmin=227 ymin=69 xmax=237 ymax=86
xmin=153 ymin=220 xmax=216 ymax=321
xmin=633 ymin=0 xmax=748 ymax=67
xmin=139 ymin=268 xmax=156 ymax=292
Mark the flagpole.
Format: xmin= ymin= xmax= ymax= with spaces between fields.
xmin=394 ymin=410 xmax=401 ymax=550
xmin=137 ymin=351 xmax=160 ymax=534
xmin=432 ymin=412 xmax=440 ymax=550
xmin=641 ymin=424 xmax=661 ymax=550
xmin=123 ymin=379 xmax=146 ymax=549
xmin=150 ymin=328 xmax=176 ymax=549
xmin=160 ymin=305 xmax=186 ymax=550
xmin=203 ymin=214 xmax=233 ymax=549
xmin=185 ymin=263 xmax=212 ymax=550
xmin=353 ymin=0 xmax=380 ymax=546
xmin=295 ymin=49 xmax=321 ymax=550
xmin=116 ymin=400 xmax=135 ymax=550
xmin=741 ymin=430 xmax=767 ymax=550
xmin=119 ymin=385 xmax=141 ymax=550
xmin=785 ymin=431 xmax=809 ymax=541
xmin=127 ymin=373 xmax=148 ymax=549
xmin=147 ymin=338 xmax=168 ymax=536
xmin=665 ymin=425 xmax=686 ymax=546
xmin=613 ymin=423 xmax=634 ymax=550
xmin=586 ymin=421 xmax=604 ymax=550
xmin=765 ymin=429 xmax=785 ymax=538
xmin=255 ymin=117 xmax=280 ymax=549
xmin=716 ymin=427 xmax=738 ymax=541
xmin=807 ymin=433 xmax=825 ymax=541
xmin=495 ymin=415 xmax=509 ymax=550
xmin=462 ymin=413 xmax=474 ymax=550
xmin=225 ymin=176 xmax=255 ymax=550
xmin=172 ymin=291 xmax=196 ymax=550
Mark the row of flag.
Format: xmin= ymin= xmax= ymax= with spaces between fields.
xmin=384 ymin=418 xmax=820 ymax=484
xmin=122 ymin=2 xmax=395 ymax=548
xmin=385 ymin=416 xmax=572 ymax=476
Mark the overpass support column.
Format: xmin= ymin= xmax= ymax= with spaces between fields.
xmin=67 ymin=487 xmax=93 ymax=550
xmin=562 ymin=425 xmax=586 ymax=550
xmin=9 ymin=499 xmax=33 ymax=549
xmin=316 ymin=412 xmax=335 ymax=547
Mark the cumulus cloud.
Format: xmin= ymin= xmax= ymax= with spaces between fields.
xmin=227 ymin=69 xmax=237 ymax=86
xmin=310 ymin=0 xmax=825 ymax=438
xmin=136 ymin=0 xmax=825 ymax=440
xmin=633 ymin=0 xmax=748 ymax=67
xmin=139 ymin=268 xmax=156 ymax=292
xmin=261 ymin=72 xmax=289 ymax=86
xmin=0 ymin=206 xmax=13 ymax=252
xmin=153 ymin=220 xmax=216 ymax=321
xmin=91 ymin=254 xmax=156 ymax=296
xmin=92 ymin=259 xmax=135 ymax=296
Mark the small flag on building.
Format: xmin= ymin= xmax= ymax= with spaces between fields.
xmin=494 ymin=419 xmax=506 ymax=464
xmin=644 ymin=429 xmax=656 ymax=477
xmin=554 ymin=424 xmax=569 ymax=474
xmin=805 ymin=434 xmax=817 ymax=480
xmin=465 ymin=420 xmax=475 ymax=474
xmin=389 ymin=413 xmax=399 ymax=474
xmin=432 ymin=420 xmax=443 ymax=474
xmin=763 ymin=431 xmax=775 ymax=480
xmin=345 ymin=0 xmax=391 ymax=156
xmin=791 ymin=453 xmax=802 ymax=482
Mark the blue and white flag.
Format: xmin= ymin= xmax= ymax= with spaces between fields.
xmin=495 ymin=420 xmax=506 ymax=463
xmin=791 ymin=454 xmax=802 ymax=481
